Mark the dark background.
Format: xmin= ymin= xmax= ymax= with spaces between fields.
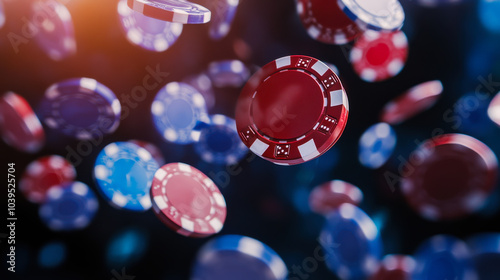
xmin=1 ymin=0 xmax=500 ymax=279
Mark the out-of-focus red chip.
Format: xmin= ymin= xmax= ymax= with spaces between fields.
xmin=370 ymin=255 xmax=416 ymax=280
xmin=235 ymin=55 xmax=349 ymax=165
xmin=350 ymin=30 xmax=408 ymax=82
xmin=309 ymin=180 xmax=363 ymax=215
xmin=20 ymin=155 xmax=77 ymax=203
xmin=296 ymin=0 xmax=362 ymax=45
xmin=401 ymin=134 xmax=498 ymax=220
xmin=150 ymin=162 xmax=227 ymax=237
xmin=0 ymin=92 xmax=45 ymax=153
xmin=380 ymin=80 xmax=443 ymax=125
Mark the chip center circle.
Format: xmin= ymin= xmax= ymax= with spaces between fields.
xmin=250 ymin=70 xmax=324 ymax=140
xmin=366 ymin=42 xmax=391 ymax=66
xmin=166 ymin=174 xmax=212 ymax=218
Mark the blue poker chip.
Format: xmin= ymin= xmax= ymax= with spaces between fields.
xmin=152 ymin=82 xmax=209 ymax=144
xmin=31 ymin=0 xmax=77 ymax=60
xmin=194 ymin=114 xmax=248 ymax=165
xmin=359 ymin=122 xmax=396 ymax=169
xmin=118 ymin=0 xmax=183 ymax=52
xmin=94 ymin=142 xmax=159 ymax=211
xmin=207 ymin=60 xmax=250 ymax=88
xmin=467 ymin=233 xmax=500 ymax=280
xmin=479 ymin=0 xmax=500 ymax=33
xmin=191 ymin=235 xmax=288 ymax=280
xmin=182 ymin=72 xmax=216 ymax=110
xmin=413 ymin=235 xmax=476 ymax=280
xmin=207 ymin=0 xmax=239 ymax=40
xmin=38 ymin=77 xmax=121 ymax=140
xmin=319 ymin=203 xmax=383 ymax=279
xmin=39 ymin=181 xmax=99 ymax=231
xmin=337 ymin=0 xmax=405 ymax=31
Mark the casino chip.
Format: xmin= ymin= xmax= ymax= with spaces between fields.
xmin=118 ymin=0 xmax=183 ymax=52
xmin=150 ymin=162 xmax=227 ymax=237
xmin=359 ymin=122 xmax=396 ymax=169
xmin=467 ymin=233 xmax=500 ymax=280
xmin=338 ymin=0 xmax=405 ymax=31
xmin=38 ymin=78 xmax=121 ymax=140
xmin=419 ymin=0 xmax=470 ymax=8
xmin=182 ymin=73 xmax=216 ymax=110
xmin=94 ymin=142 xmax=159 ymax=211
xmin=39 ymin=181 xmax=99 ymax=231
xmin=370 ymin=255 xmax=416 ymax=280
xmin=191 ymin=235 xmax=288 ymax=280
xmin=401 ymin=134 xmax=498 ymax=220
xmin=31 ymin=0 xmax=77 ymax=61
xmin=207 ymin=60 xmax=250 ymax=88
xmin=380 ymin=80 xmax=443 ymax=125
xmin=296 ymin=0 xmax=363 ymax=45
xmin=413 ymin=235 xmax=476 ymax=280
xmin=488 ymin=91 xmax=500 ymax=127
xmin=127 ymin=0 xmax=211 ymax=24
xmin=128 ymin=140 xmax=166 ymax=166
xmin=309 ymin=180 xmax=363 ymax=215
xmin=151 ymin=82 xmax=209 ymax=144
xmin=0 ymin=92 xmax=45 ymax=153
xmin=350 ymin=30 xmax=408 ymax=82
xmin=235 ymin=55 xmax=349 ymax=165
xmin=20 ymin=155 xmax=76 ymax=204
xmin=324 ymin=62 xmax=340 ymax=76
xmin=319 ymin=203 xmax=383 ymax=279
xmin=195 ymin=114 xmax=248 ymax=165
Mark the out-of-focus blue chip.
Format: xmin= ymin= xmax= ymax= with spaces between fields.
xmin=319 ymin=203 xmax=383 ymax=279
xmin=467 ymin=233 xmax=500 ymax=280
xmin=118 ymin=0 xmax=183 ymax=52
xmin=207 ymin=60 xmax=250 ymax=88
xmin=191 ymin=235 xmax=288 ymax=280
xmin=359 ymin=122 xmax=396 ymax=169
xmin=94 ymin=142 xmax=159 ymax=211
xmin=151 ymin=82 xmax=209 ymax=144
xmin=39 ymin=181 xmax=99 ymax=231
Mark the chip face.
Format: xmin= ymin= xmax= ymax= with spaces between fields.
xmin=150 ymin=162 xmax=227 ymax=237
xmin=296 ymin=0 xmax=362 ymax=45
xmin=38 ymin=78 xmax=121 ymax=140
xmin=118 ymin=0 xmax=183 ymax=52
xmin=0 ymin=92 xmax=45 ymax=153
xmin=235 ymin=55 xmax=349 ymax=165
xmin=359 ymin=122 xmax=397 ymax=169
xmin=350 ymin=30 xmax=408 ymax=82
xmin=309 ymin=180 xmax=363 ymax=215
xmin=127 ymin=0 xmax=211 ymax=24
xmin=401 ymin=134 xmax=498 ymax=220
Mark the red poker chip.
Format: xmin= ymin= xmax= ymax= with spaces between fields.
xmin=309 ymin=180 xmax=363 ymax=215
xmin=370 ymin=255 xmax=416 ymax=280
xmin=20 ymin=155 xmax=77 ymax=204
xmin=401 ymin=134 xmax=498 ymax=221
xmin=296 ymin=0 xmax=362 ymax=45
xmin=488 ymin=91 xmax=500 ymax=127
xmin=150 ymin=162 xmax=227 ymax=237
xmin=128 ymin=140 xmax=165 ymax=166
xmin=235 ymin=55 xmax=349 ymax=165
xmin=380 ymin=80 xmax=443 ymax=125
xmin=350 ymin=30 xmax=408 ymax=82
xmin=0 ymin=92 xmax=45 ymax=153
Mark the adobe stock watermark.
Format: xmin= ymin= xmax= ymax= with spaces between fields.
xmin=288 ymin=236 xmax=339 ymax=280
xmin=7 ymin=0 xmax=74 ymax=55
xmin=383 ymin=74 xmax=500 ymax=192
xmin=65 ymin=64 xmax=170 ymax=167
